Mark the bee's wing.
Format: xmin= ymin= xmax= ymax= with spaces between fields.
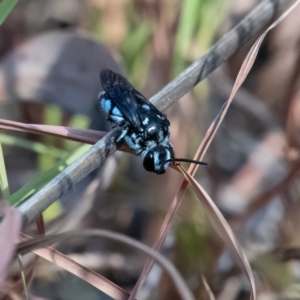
xmin=100 ymin=69 xmax=153 ymax=129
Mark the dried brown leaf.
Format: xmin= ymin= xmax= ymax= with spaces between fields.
xmin=0 ymin=118 xmax=133 ymax=154
xmin=0 ymin=207 xmax=22 ymax=285
xmin=0 ymin=283 xmax=23 ymax=300
xmin=0 ymin=119 xmax=106 ymax=144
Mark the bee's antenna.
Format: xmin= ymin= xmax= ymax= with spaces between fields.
xmin=165 ymin=158 xmax=208 ymax=166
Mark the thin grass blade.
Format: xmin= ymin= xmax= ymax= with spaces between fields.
xmin=0 ymin=0 xmax=18 ymax=25
xmin=0 ymin=143 xmax=10 ymax=201
xmin=18 ymin=230 xmax=195 ymax=300
xmin=177 ymin=165 xmax=256 ymax=300
xmin=130 ymin=2 xmax=300 ymax=299
xmin=0 ymin=134 xmax=67 ymax=158
xmin=9 ymin=144 xmax=92 ymax=206
xmin=0 ymin=119 xmax=106 ymax=144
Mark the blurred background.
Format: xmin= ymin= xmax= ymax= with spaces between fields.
xmin=1 ymin=0 xmax=300 ymax=299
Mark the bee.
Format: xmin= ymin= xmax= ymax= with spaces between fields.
xmin=99 ymin=69 xmax=206 ymax=174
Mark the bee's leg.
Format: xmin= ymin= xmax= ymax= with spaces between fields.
xmin=107 ymin=115 xmax=124 ymax=125
xmin=124 ymin=134 xmax=142 ymax=154
xmin=116 ymin=126 xmax=129 ymax=143
xmin=135 ymin=148 xmax=143 ymax=155
xmin=133 ymin=136 xmax=143 ymax=155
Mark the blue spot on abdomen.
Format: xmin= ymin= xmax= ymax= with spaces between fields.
xmin=101 ymin=98 xmax=112 ymax=112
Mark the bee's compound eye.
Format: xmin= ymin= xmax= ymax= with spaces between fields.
xmin=143 ymin=151 xmax=155 ymax=172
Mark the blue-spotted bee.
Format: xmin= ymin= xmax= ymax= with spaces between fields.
xmin=99 ymin=69 xmax=206 ymax=174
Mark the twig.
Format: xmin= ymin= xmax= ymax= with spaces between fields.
xmin=19 ymin=0 xmax=289 ymax=226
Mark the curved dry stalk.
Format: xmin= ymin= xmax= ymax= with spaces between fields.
xmin=177 ymin=165 xmax=256 ymax=299
xmin=129 ymin=1 xmax=300 ymax=299
xmin=19 ymin=0 xmax=288 ymax=226
xmin=18 ymin=229 xmax=195 ymax=300
xmin=0 ymin=119 xmax=107 ymax=144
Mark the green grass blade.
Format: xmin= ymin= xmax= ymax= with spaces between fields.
xmin=196 ymin=0 xmax=229 ymax=50
xmin=0 ymin=143 xmax=10 ymax=201
xmin=0 ymin=0 xmax=18 ymax=25
xmin=9 ymin=144 xmax=91 ymax=206
xmin=63 ymin=114 xmax=90 ymax=151
xmin=173 ymin=0 xmax=202 ymax=76
xmin=176 ymin=0 xmax=201 ymax=56
xmin=122 ymin=21 xmax=152 ymax=71
xmin=0 ymin=133 xmax=67 ymax=158
xmin=38 ymin=105 xmax=64 ymax=171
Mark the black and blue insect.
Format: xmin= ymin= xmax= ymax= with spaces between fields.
xmin=99 ymin=69 xmax=206 ymax=174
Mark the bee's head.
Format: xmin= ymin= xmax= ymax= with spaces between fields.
xmin=143 ymin=145 xmax=174 ymax=174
